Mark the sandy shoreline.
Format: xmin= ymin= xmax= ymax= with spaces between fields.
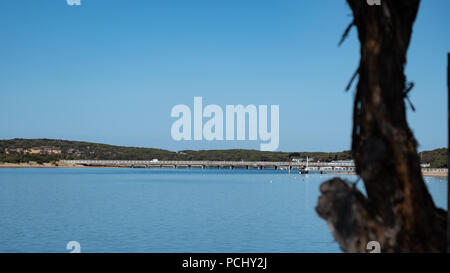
xmin=0 ymin=162 xmax=447 ymax=177
xmin=0 ymin=162 xmax=86 ymax=168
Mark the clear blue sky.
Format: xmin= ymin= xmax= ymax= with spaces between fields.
xmin=0 ymin=0 xmax=448 ymax=152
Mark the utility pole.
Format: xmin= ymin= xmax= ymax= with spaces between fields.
xmin=447 ymin=53 xmax=449 ymax=253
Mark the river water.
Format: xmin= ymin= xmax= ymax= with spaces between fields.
xmin=0 ymin=168 xmax=447 ymax=253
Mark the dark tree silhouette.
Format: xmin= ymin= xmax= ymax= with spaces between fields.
xmin=316 ymin=0 xmax=447 ymax=252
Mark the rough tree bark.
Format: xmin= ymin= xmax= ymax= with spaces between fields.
xmin=316 ymin=0 xmax=447 ymax=252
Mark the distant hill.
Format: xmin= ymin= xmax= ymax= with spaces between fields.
xmin=419 ymin=148 xmax=448 ymax=168
xmin=0 ymin=138 xmax=352 ymax=164
xmin=0 ymin=138 xmax=446 ymax=166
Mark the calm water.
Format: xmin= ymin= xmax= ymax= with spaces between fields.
xmin=0 ymin=168 xmax=447 ymax=253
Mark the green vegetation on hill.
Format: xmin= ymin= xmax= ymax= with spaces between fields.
xmin=0 ymin=138 xmax=178 ymax=163
xmin=177 ymin=149 xmax=352 ymax=162
xmin=0 ymin=138 xmax=352 ymax=163
xmin=419 ymin=148 xmax=448 ymax=168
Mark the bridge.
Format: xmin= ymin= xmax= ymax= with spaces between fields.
xmin=60 ymin=160 xmax=448 ymax=175
xmin=61 ymin=160 xmax=356 ymax=171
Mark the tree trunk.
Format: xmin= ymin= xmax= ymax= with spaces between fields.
xmin=316 ymin=0 xmax=447 ymax=252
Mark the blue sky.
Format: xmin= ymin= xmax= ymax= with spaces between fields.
xmin=0 ymin=0 xmax=448 ymax=152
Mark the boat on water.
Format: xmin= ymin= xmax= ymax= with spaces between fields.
xmin=299 ymin=156 xmax=309 ymax=174
xmin=299 ymin=166 xmax=309 ymax=174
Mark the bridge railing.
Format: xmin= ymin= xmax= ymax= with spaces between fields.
xmin=422 ymin=168 xmax=448 ymax=173
xmin=60 ymin=160 xmax=357 ymax=167
xmin=59 ymin=160 xmax=448 ymax=174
